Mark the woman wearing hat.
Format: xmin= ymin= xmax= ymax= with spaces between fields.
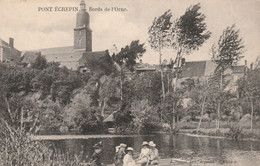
xmin=148 ymin=141 xmax=159 ymax=165
xmin=88 ymin=142 xmax=103 ymax=166
xmin=136 ymin=141 xmax=150 ymax=166
xmin=123 ymin=147 xmax=135 ymax=166
xmin=114 ymin=143 xmax=127 ymax=166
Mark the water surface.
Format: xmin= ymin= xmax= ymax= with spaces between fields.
xmin=44 ymin=133 xmax=260 ymax=165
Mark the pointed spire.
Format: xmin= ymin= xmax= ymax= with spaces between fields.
xmin=80 ymin=0 xmax=86 ymax=11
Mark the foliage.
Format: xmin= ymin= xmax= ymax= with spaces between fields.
xmin=186 ymin=83 xmax=208 ymax=121
xmin=130 ymin=99 xmax=160 ymax=133
xmin=0 ymin=119 xmax=81 ymax=166
xmin=31 ymin=65 xmax=87 ymax=105
xmin=112 ymin=40 xmax=146 ymax=71
xmin=31 ymin=54 xmax=48 ymax=70
xmin=237 ymin=68 xmax=260 ymax=130
xmin=227 ymin=124 xmax=243 ymax=141
xmin=113 ymin=103 xmax=134 ymax=131
xmin=131 ymin=72 xmax=162 ymax=105
xmin=211 ymin=24 xmax=245 ymax=70
xmin=148 ymin=10 xmax=172 ymax=52
xmin=160 ymin=90 xmax=184 ymax=130
xmin=63 ymin=89 xmax=103 ymax=133
xmin=171 ymin=4 xmax=211 ymax=91
xmin=171 ymin=4 xmax=211 ymax=55
xmin=84 ymin=50 xmax=115 ymax=75
xmin=148 ymin=10 xmax=172 ymax=98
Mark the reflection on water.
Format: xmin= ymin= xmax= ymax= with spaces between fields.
xmin=45 ymin=133 xmax=260 ymax=165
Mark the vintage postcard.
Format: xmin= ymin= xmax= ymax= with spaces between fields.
xmin=0 ymin=0 xmax=260 ymax=165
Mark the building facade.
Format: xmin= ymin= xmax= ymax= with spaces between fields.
xmin=0 ymin=38 xmax=21 ymax=63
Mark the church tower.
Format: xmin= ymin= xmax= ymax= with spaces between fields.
xmin=74 ymin=0 xmax=92 ymax=51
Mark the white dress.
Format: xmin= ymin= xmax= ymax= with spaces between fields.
xmin=123 ymin=154 xmax=136 ymax=166
xmin=137 ymin=148 xmax=150 ymax=163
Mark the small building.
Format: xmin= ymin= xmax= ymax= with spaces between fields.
xmin=134 ymin=62 xmax=156 ymax=73
xmin=0 ymin=38 xmax=21 ymax=63
xmin=21 ymin=51 xmax=41 ymax=67
xmin=180 ymin=60 xmax=217 ymax=84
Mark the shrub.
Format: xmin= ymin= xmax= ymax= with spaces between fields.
xmin=227 ymin=124 xmax=242 ymax=141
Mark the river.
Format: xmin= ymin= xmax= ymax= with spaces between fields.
xmin=41 ymin=133 xmax=260 ymax=165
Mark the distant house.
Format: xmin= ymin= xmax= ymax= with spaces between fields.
xmin=224 ymin=65 xmax=247 ymax=92
xmin=179 ymin=60 xmax=247 ymax=92
xmin=134 ymin=62 xmax=156 ymax=73
xmin=180 ymin=60 xmax=217 ymax=84
xmin=21 ymin=51 xmax=41 ymax=67
xmin=0 ymin=38 xmax=21 ymax=63
xmin=78 ymin=50 xmax=111 ymax=73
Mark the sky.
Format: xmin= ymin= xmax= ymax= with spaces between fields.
xmin=0 ymin=0 xmax=260 ymax=66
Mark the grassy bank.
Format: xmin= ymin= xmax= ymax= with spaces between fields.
xmin=178 ymin=121 xmax=260 ymax=140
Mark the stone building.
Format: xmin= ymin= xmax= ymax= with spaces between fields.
xmin=0 ymin=38 xmax=21 ymax=63
xmin=23 ymin=0 xmax=107 ymax=71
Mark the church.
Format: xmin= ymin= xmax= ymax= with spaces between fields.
xmin=22 ymin=0 xmax=109 ymax=72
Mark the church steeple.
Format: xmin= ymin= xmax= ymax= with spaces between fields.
xmin=80 ymin=0 xmax=86 ymax=10
xmin=74 ymin=0 xmax=92 ymax=51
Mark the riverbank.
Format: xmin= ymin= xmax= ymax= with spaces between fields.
xmin=179 ymin=128 xmax=260 ymax=141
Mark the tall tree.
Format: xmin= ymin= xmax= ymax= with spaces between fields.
xmin=237 ymin=68 xmax=260 ymax=131
xmin=148 ymin=10 xmax=172 ymax=99
xmin=113 ymin=40 xmax=146 ymax=101
xmin=211 ymin=24 xmax=245 ymax=129
xmin=31 ymin=53 xmax=48 ymax=70
xmin=171 ymin=3 xmax=211 ymax=90
xmin=211 ymin=24 xmax=245 ymax=71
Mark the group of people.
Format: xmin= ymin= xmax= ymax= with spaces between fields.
xmin=114 ymin=141 xmax=159 ymax=166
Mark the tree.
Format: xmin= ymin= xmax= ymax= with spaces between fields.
xmin=237 ymin=68 xmax=260 ymax=131
xmin=31 ymin=53 xmax=48 ymax=70
xmin=113 ymin=40 xmax=146 ymax=101
xmin=160 ymin=89 xmax=184 ymax=131
xmin=130 ymin=99 xmax=160 ymax=133
xmin=98 ymin=74 xmax=120 ymax=117
xmin=171 ymin=3 xmax=211 ymax=90
xmin=63 ymin=89 xmax=103 ymax=133
xmin=188 ymin=83 xmax=208 ymax=129
xmin=207 ymin=75 xmax=234 ymax=129
xmin=148 ymin=10 xmax=172 ymax=99
xmin=210 ymin=24 xmax=245 ymax=129
xmin=211 ymin=24 xmax=245 ymax=70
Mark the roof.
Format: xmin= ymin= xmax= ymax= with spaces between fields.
xmin=135 ymin=63 xmax=156 ymax=71
xmin=21 ymin=51 xmax=40 ymax=64
xmin=204 ymin=61 xmax=218 ymax=76
xmin=181 ymin=61 xmax=207 ymax=77
xmin=231 ymin=65 xmax=245 ymax=74
xmin=27 ymin=46 xmax=85 ymax=62
xmin=79 ymin=50 xmax=109 ymax=66
xmin=25 ymin=46 xmax=86 ymax=70
xmin=103 ymin=113 xmax=114 ymax=122
xmin=0 ymin=38 xmax=9 ymax=47
xmin=0 ymin=38 xmax=20 ymax=52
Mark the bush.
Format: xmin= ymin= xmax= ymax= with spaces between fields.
xmin=0 ymin=119 xmax=82 ymax=165
xmin=227 ymin=124 xmax=242 ymax=141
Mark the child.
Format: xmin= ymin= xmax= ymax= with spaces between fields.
xmin=136 ymin=141 xmax=150 ymax=166
xmin=123 ymin=147 xmax=135 ymax=166
xmin=148 ymin=141 xmax=159 ymax=165
xmin=114 ymin=143 xmax=127 ymax=166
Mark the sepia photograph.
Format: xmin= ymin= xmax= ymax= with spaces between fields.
xmin=0 ymin=0 xmax=260 ymax=165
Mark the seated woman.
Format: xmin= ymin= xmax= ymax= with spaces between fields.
xmin=114 ymin=143 xmax=127 ymax=166
xmin=123 ymin=147 xmax=136 ymax=166
xmin=136 ymin=141 xmax=150 ymax=166
xmin=88 ymin=142 xmax=103 ymax=166
xmin=148 ymin=141 xmax=159 ymax=165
